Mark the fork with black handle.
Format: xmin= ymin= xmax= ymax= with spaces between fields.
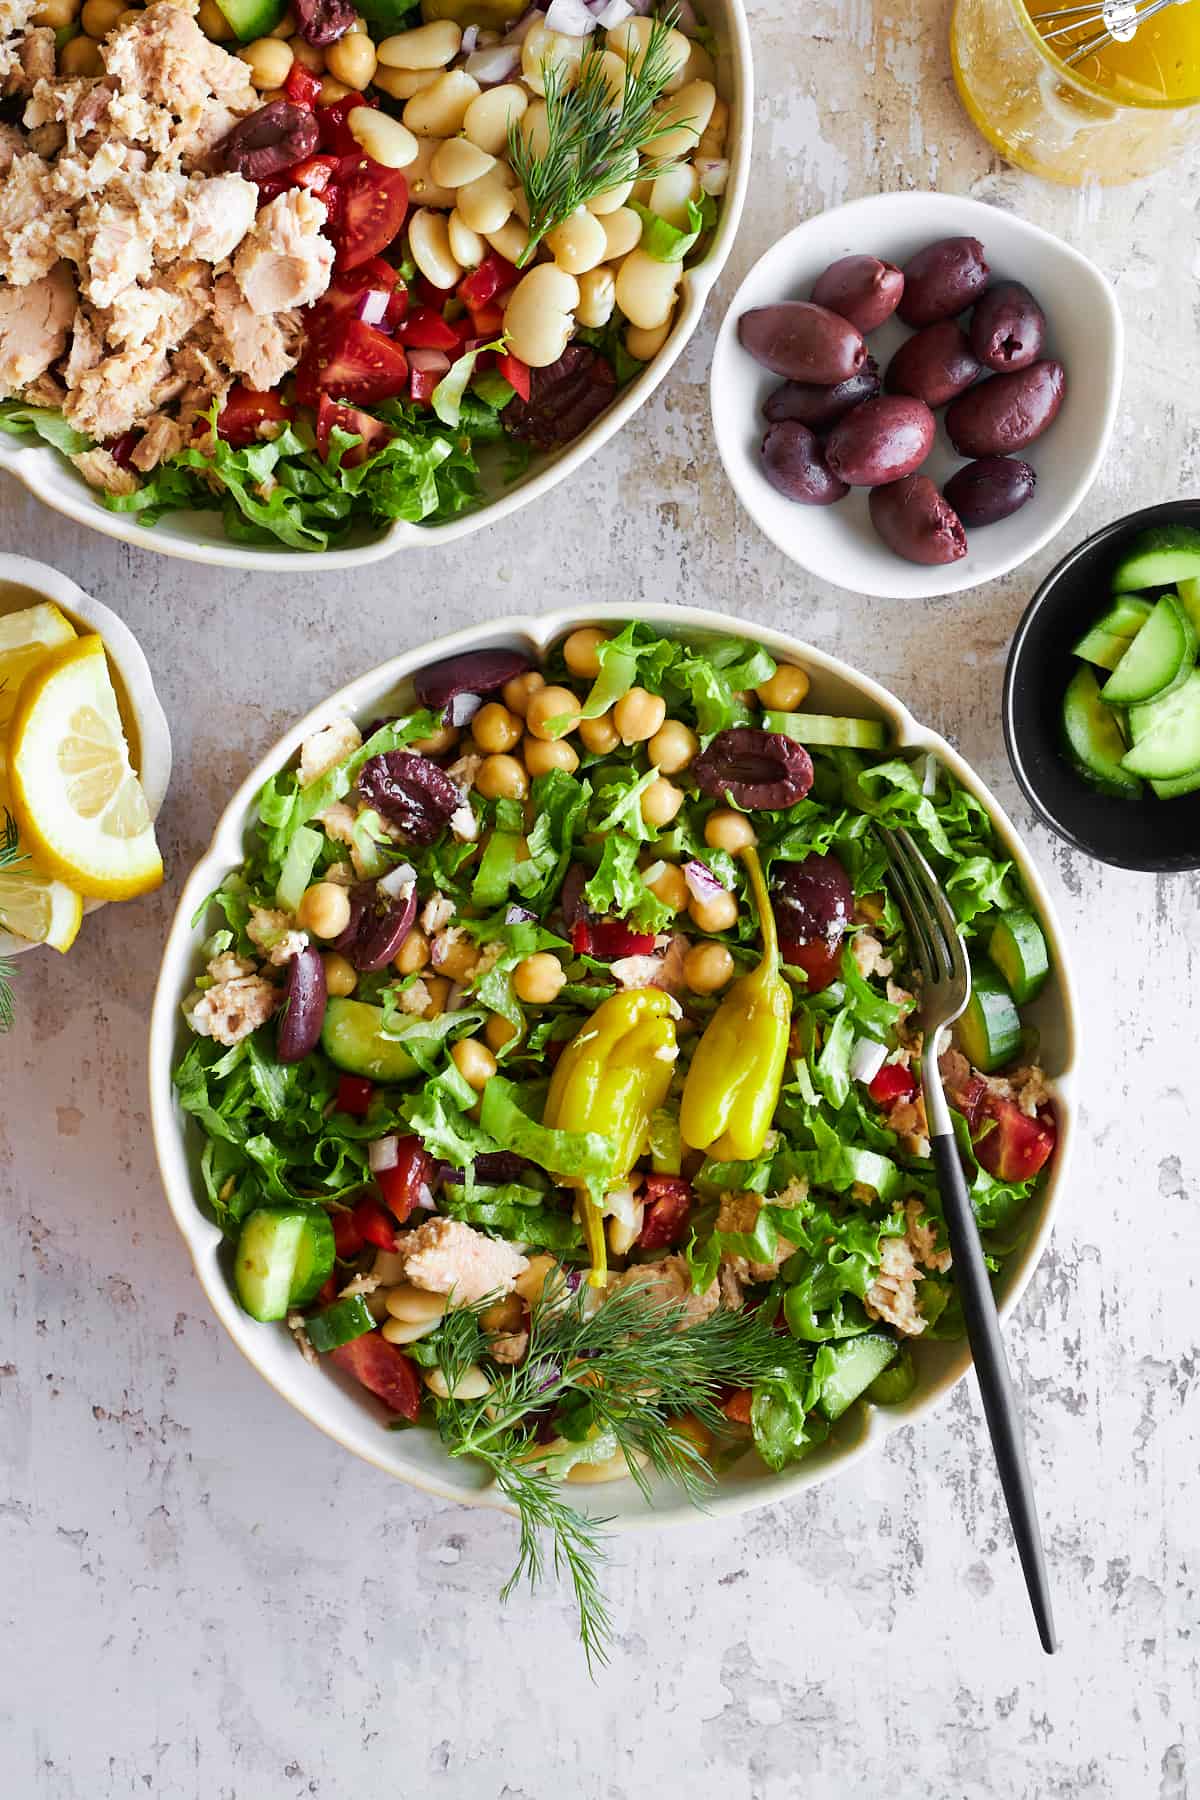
xmin=877 ymin=824 xmax=1057 ymax=1654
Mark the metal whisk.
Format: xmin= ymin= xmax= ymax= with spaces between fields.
xmin=1033 ymin=0 xmax=1189 ymax=64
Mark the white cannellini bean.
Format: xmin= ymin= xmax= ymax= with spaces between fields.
xmin=372 ymin=63 xmax=438 ymax=100
xmin=520 ymin=24 xmax=584 ymax=97
xmin=607 ymin=14 xmax=689 ymax=82
xmin=424 ymin=1363 xmax=492 ymax=1401
xmin=615 ymin=248 xmax=680 ymax=330
xmin=625 ymin=315 xmax=673 ymax=360
xmin=484 ymin=214 xmax=530 ymax=264
xmin=376 ymin=17 xmax=461 ymax=69
xmin=575 ymin=264 xmax=615 ymax=329
xmin=463 ymin=82 xmax=528 ymax=156
xmin=381 ymin=1314 xmax=443 ymax=1346
xmin=545 ymin=205 xmax=607 ymax=275
xmin=592 ymin=46 xmax=628 ymax=106
xmin=600 ymin=204 xmax=643 ymax=261
xmin=645 ymin=77 xmax=716 ymax=161
xmin=518 ymin=100 xmax=550 ymax=160
xmin=348 ymin=106 xmax=418 ymax=169
xmin=585 ymin=171 xmax=636 ymax=215
xmin=649 ymin=161 xmax=699 ymax=226
xmin=503 ymin=264 xmax=579 ymax=367
xmin=455 ymin=166 xmax=514 ymax=234
xmin=402 ymin=68 xmax=480 ymax=138
xmin=447 ymin=208 xmax=485 ymax=269
xmin=403 ymin=135 xmax=458 ymax=208
xmin=665 ymin=34 xmax=715 ymax=92
xmin=430 ymin=135 xmax=495 ymax=188
xmin=565 ymin=1445 xmax=648 ymax=1484
xmin=408 ymin=207 xmax=462 ymax=290
xmin=384 ymin=1285 xmax=448 ymax=1324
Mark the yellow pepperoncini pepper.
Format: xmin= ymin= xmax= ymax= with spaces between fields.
xmin=679 ymin=844 xmax=792 ymax=1162
xmin=543 ymin=988 xmax=679 ymax=1287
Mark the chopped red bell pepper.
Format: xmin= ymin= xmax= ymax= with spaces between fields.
xmin=571 ymin=919 xmax=657 ymax=959
xmin=459 ymin=250 xmax=520 ymax=311
xmin=284 ymin=61 xmax=322 ymax=109
xmin=376 ymin=1135 xmax=436 ymax=1226
xmin=316 ymin=91 xmax=377 ymax=154
xmin=637 ymin=1174 xmax=694 ymax=1250
xmin=398 ymin=305 xmax=461 ymax=351
xmin=330 ymin=1332 xmax=421 ymax=1419
xmin=332 ymin=1209 xmax=366 ymax=1260
xmin=352 ymin=1196 xmax=398 ymax=1253
xmin=465 ymin=299 xmax=505 ymax=338
xmin=336 ymin=1073 xmax=374 ymax=1117
xmin=496 ymin=351 xmax=531 ymax=402
xmin=868 ymin=1061 xmax=917 ymax=1107
xmin=409 ymin=365 xmax=440 ymax=405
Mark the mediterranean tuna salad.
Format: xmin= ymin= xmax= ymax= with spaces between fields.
xmin=0 ymin=0 xmax=725 ymax=549
xmin=173 ymin=622 xmax=1058 ymax=1659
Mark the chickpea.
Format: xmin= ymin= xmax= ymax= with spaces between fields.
xmin=513 ymin=952 xmax=566 ymax=1004
xmin=325 ymin=24 xmax=376 ymax=89
xmin=421 ymin=974 xmax=452 ymax=1018
xmin=705 ymin=809 xmax=757 ymax=853
xmin=514 ymin=1251 xmax=559 ymax=1306
xmin=641 ymin=777 xmax=684 ymax=829
xmin=270 ymin=6 xmax=296 ymax=35
xmin=34 ymin=0 xmax=79 ymax=22
xmin=437 ymin=935 xmax=479 ymax=982
xmin=239 ymin=34 xmax=293 ymax=87
xmin=475 ymin=752 xmax=528 ymax=801
xmin=196 ymin=0 xmax=232 ymax=33
xmin=409 ymin=720 xmax=459 ymax=756
xmin=485 ymin=1010 xmax=518 ymax=1053
xmin=480 ymin=1293 xmax=524 ymax=1332
xmin=645 ymin=860 xmax=689 ymax=913
xmin=689 ymin=889 xmax=738 ymax=934
xmin=297 ymin=880 xmax=352 ymax=940
xmin=502 ymin=669 xmax=545 ymax=716
xmin=684 ymin=940 xmax=735 ymax=994
xmin=452 ymin=1036 xmax=497 ymax=1091
xmin=578 ymin=711 xmax=620 ymax=755
xmin=562 ymin=626 xmax=609 ymax=679
xmin=524 ymin=735 xmax=579 ymax=777
xmin=471 ymin=701 xmax=522 ymax=754
xmin=612 ymin=686 xmax=666 ymax=744
xmin=394 ymin=927 xmax=430 ymax=975
xmin=322 ymin=951 xmax=358 ymax=997
xmin=755 ymin=663 xmax=811 ymax=712
xmin=648 ymin=718 xmax=698 ymax=774
xmin=319 ymin=75 xmax=352 ymax=101
xmin=59 ymin=33 xmax=103 ymax=71
xmin=288 ymin=32 xmax=324 ymax=70
xmin=526 ymin=685 xmax=582 ymax=742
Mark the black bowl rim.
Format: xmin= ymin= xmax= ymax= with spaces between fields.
xmin=1003 ymin=497 xmax=1200 ymax=874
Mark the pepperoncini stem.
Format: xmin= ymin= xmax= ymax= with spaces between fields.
xmin=579 ymin=1195 xmax=608 ymax=1289
xmin=741 ymin=843 xmax=779 ymax=972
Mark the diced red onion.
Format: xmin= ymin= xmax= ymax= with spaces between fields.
xmin=465 ymin=42 xmax=522 ymax=82
xmin=850 ymin=1038 xmax=888 ymax=1086
xmin=407 ymin=347 xmax=452 ymax=376
xmin=368 ymin=1134 xmax=399 ymax=1173
xmin=683 ymin=858 xmax=729 ymax=904
xmin=506 ymin=904 xmax=537 ymax=924
xmin=355 ymin=288 xmax=393 ymax=329
xmin=447 ymin=690 xmax=482 ymax=727
xmin=377 ymin=862 xmax=416 ymax=899
xmin=460 ymin=22 xmax=478 ymax=51
xmin=415 ymin=1182 xmax=436 ymax=1211
xmin=592 ymin=0 xmax=632 ymax=20
xmin=528 ymin=1358 xmax=561 ymax=1392
xmin=544 ymin=0 xmax=596 ymax=32
xmin=697 ymin=157 xmax=728 ymax=196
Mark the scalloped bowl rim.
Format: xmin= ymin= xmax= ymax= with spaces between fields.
xmin=0 ymin=2 xmax=753 ymax=573
xmin=149 ymin=603 xmax=1076 ymax=1530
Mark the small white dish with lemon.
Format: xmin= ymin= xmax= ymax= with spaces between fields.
xmin=0 ymin=555 xmax=171 ymax=963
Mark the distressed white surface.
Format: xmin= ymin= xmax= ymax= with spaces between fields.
xmin=3 ymin=2 xmax=1200 ymax=1794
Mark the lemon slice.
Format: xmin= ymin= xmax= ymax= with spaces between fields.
xmin=0 ymin=770 xmax=82 ymax=951
xmin=8 ymin=635 xmax=163 ymax=901
xmin=0 ymin=601 xmax=77 ymax=774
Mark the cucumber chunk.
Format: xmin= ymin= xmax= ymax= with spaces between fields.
xmin=1072 ymin=596 xmax=1153 ymax=669
xmin=957 ymin=959 xmax=1021 ymax=1073
xmin=763 ymin=710 xmax=888 ymax=750
xmin=866 ymin=1343 xmax=916 ymax=1406
xmin=1062 ymin=666 xmax=1142 ymax=797
xmin=1110 ymin=524 xmax=1200 ymax=592
xmin=988 ymin=909 xmax=1049 ymax=1005
xmin=1177 ymin=576 xmax=1200 ymax=637
xmin=322 ymin=998 xmax=417 ymax=1083
xmin=1102 ymin=595 xmax=1196 ymax=706
xmin=306 ymin=1294 xmax=375 ymax=1353
xmin=235 ymin=1207 xmax=333 ymax=1322
xmin=215 ymin=0 xmax=287 ymax=39
xmin=1152 ymin=768 xmax=1200 ymax=800
xmin=1121 ymin=671 xmax=1200 ymax=780
xmin=817 ymin=1333 xmax=898 ymax=1421
xmin=1072 ymin=627 xmax=1135 ymax=672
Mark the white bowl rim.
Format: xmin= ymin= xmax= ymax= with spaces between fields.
xmin=0 ymin=552 xmax=173 ymax=956
xmin=710 ymin=189 xmax=1124 ymax=601
xmin=149 ymin=601 xmax=1077 ymax=1530
xmin=0 ymin=1 xmax=753 ymax=573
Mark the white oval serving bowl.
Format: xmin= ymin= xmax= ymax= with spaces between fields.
xmin=711 ymin=190 xmax=1124 ymax=601
xmin=0 ymin=553 xmax=172 ymax=957
xmin=149 ymin=603 xmax=1076 ymax=1531
xmin=0 ymin=5 xmax=752 ymax=574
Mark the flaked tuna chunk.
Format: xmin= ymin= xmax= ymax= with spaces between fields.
xmin=0 ymin=121 xmax=28 ymax=172
xmin=186 ymin=171 xmax=257 ymax=263
xmin=0 ymin=146 xmax=68 ymax=284
xmin=212 ymin=272 xmax=302 ymax=390
xmin=3 ymin=25 xmax=52 ymax=97
xmin=62 ymin=304 xmax=103 ymax=386
xmin=130 ymin=411 xmax=186 ymax=471
xmin=400 ymin=1218 xmax=528 ymax=1307
xmin=63 ymin=338 xmax=169 ymax=439
xmin=103 ymin=6 xmax=255 ymax=118
xmin=70 ymin=446 xmax=138 ymax=495
xmin=106 ymin=277 xmax=204 ymax=350
xmin=0 ymin=260 xmax=74 ymax=397
xmin=233 ymin=188 xmax=333 ymax=316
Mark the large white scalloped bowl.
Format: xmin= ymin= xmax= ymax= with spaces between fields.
xmin=149 ymin=604 xmax=1076 ymax=1529
xmin=0 ymin=5 xmax=752 ymax=573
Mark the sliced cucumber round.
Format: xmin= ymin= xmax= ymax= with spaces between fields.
xmin=988 ymin=909 xmax=1049 ymax=1006
xmin=763 ymin=709 xmax=888 ymax=751
xmin=322 ymin=998 xmax=417 ymax=1083
xmin=1102 ymin=595 xmax=1196 ymax=706
xmin=1062 ymin=666 xmax=1142 ymax=797
xmin=957 ymin=960 xmax=1021 ymax=1074
xmin=1110 ymin=525 xmax=1200 ymax=593
xmin=1121 ymin=670 xmax=1200 ymax=780
xmin=235 ymin=1207 xmax=334 ymax=1323
xmin=306 ymin=1294 xmax=375 ymax=1353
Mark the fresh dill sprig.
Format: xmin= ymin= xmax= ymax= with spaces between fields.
xmin=431 ymin=1276 xmax=809 ymax=1666
xmin=507 ymin=9 xmax=691 ymax=266
xmin=0 ymin=809 xmax=24 ymax=1034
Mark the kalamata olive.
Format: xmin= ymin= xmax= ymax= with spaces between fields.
xmin=293 ymin=0 xmax=356 ymax=42
xmin=884 ymin=321 xmax=983 ymax=409
xmin=823 ymin=395 xmax=936 ymax=487
xmin=358 ymin=751 xmax=460 ymax=845
xmin=943 ymin=456 xmax=1036 ymax=527
xmin=413 ymin=647 xmax=532 ymax=713
xmin=763 ymin=358 xmax=880 ymax=431
xmin=693 ymin=727 xmax=814 ymax=810
xmin=896 ymin=236 xmax=990 ymax=329
xmin=212 ymin=101 xmax=319 ymax=181
xmin=276 ymin=947 xmax=327 ymax=1064
xmin=760 ymin=421 xmax=850 ymax=507
xmin=868 ymin=476 xmax=968 ymax=566
xmin=559 ymin=862 xmax=591 ymax=928
xmin=773 ymin=853 xmax=854 ymax=992
xmin=945 ymin=359 xmax=1066 ymax=457
xmin=810 ymin=254 xmax=905 ymax=334
xmin=738 ymin=302 xmax=868 ymax=385
xmin=353 ymin=884 xmax=419 ymax=973
xmin=969 ymin=281 xmax=1046 ymax=373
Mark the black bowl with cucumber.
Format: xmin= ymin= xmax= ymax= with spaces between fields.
xmin=1004 ymin=500 xmax=1200 ymax=872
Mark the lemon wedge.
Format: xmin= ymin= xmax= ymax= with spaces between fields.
xmin=8 ymin=635 xmax=163 ymax=901
xmin=0 ymin=601 xmax=77 ymax=774
xmin=0 ymin=770 xmax=82 ymax=951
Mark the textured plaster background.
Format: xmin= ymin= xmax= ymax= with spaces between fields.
xmin=3 ymin=1 xmax=1199 ymax=1795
